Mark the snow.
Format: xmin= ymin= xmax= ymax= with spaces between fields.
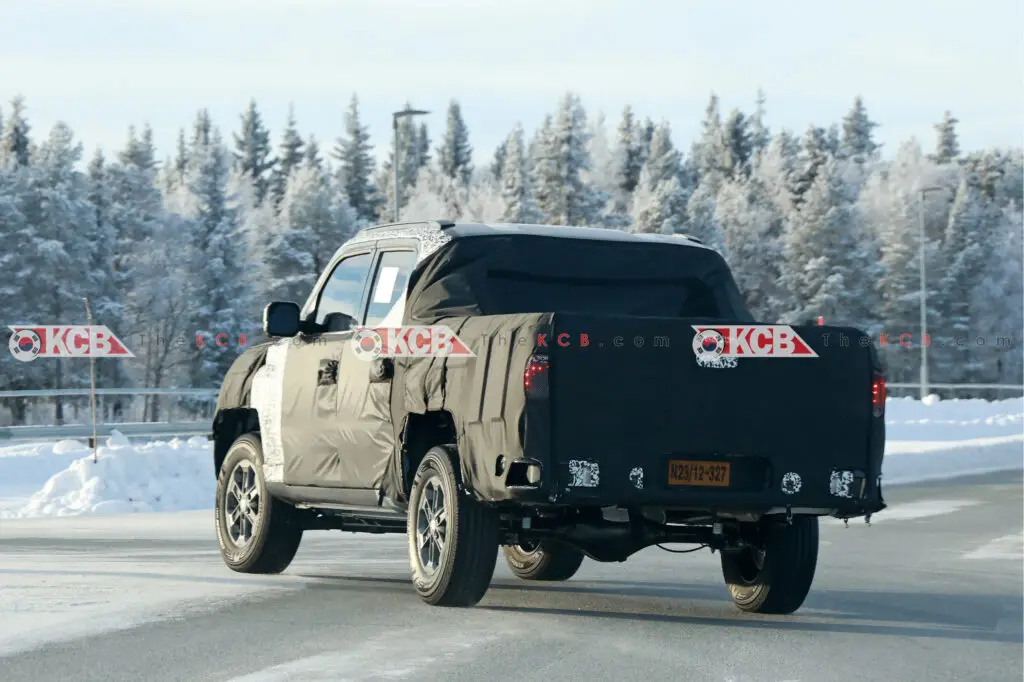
xmin=963 ymin=533 xmax=1024 ymax=560
xmin=0 ymin=431 xmax=213 ymax=518
xmin=0 ymin=510 xmax=307 ymax=657
xmin=0 ymin=397 xmax=1020 ymax=519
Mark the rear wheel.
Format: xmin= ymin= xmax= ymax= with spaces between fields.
xmin=720 ymin=516 xmax=819 ymax=614
xmin=215 ymin=433 xmax=303 ymax=574
xmin=407 ymin=445 xmax=500 ymax=606
xmin=504 ymin=540 xmax=585 ymax=581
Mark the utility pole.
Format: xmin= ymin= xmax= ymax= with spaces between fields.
xmin=918 ymin=185 xmax=946 ymax=400
xmin=392 ymin=106 xmax=430 ymax=221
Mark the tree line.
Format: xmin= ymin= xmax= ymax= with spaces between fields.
xmin=0 ymin=91 xmax=1020 ymax=423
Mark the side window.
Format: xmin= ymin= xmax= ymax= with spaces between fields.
xmin=315 ymin=252 xmax=374 ymax=326
xmin=364 ymin=250 xmax=418 ymax=326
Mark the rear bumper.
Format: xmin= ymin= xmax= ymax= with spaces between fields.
xmin=495 ymin=456 xmax=887 ymax=519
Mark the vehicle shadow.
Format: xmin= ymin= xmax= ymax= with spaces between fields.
xmin=299 ymin=574 xmax=1021 ymax=644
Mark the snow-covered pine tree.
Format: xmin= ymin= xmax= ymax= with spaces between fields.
xmin=22 ymin=123 xmax=101 ymax=419
xmin=491 ymin=138 xmax=507 ymax=181
xmin=779 ymin=156 xmax=869 ymax=326
xmin=613 ymin=105 xmax=645 ymax=198
xmin=498 ymin=123 xmax=540 ymax=223
xmin=839 ymin=96 xmax=880 ymax=162
xmin=531 ymin=93 xmax=601 ymax=226
xmin=332 ymin=95 xmax=378 ymax=222
xmin=2 ymin=95 xmax=31 ymax=167
xmin=269 ymin=104 xmax=304 ymax=208
xmin=629 ymin=168 xmax=687 ymax=235
xmin=722 ymin=109 xmax=753 ymax=179
xmin=437 ymin=99 xmax=473 ymax=185
xmin=930 ymin=111 xmax=961 ymax=165
xmin=265 ymin=161 xmax=358 ymax=303
xmin=641 ymin=122 xmax=681 ymax=190
xmin=749 ymin=89 xmax=771 ymax=163
xmin=232 ymin=99 xmax=275 ymax=205
xmin=789 ymin=124 xmax=831 ymax=208
xmin=939 ymin=176 xmax=991 ymax=382
xmin=181 ymin=130 xmax=258 ymax=399
xmin=0 ymin=158 xmax=35 ymax=405
xmin=691 ymin=94 xmax=727 ymax=179
xmin=83 ymin=148 xmax=129 ymax=406
xmin=415 ymin=123 xmax=431 ymax=171
xmin=304 ymin=135 xmax=322 ymax=170
xmin=170 ymin=129 xmax=189 ymax=187
xmin=715 ymin=175 xmax=784 ymax=321
xmin=190 ymin=109 xmax=213 ymax=154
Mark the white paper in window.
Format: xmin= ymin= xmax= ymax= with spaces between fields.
xmin=372 ymin=266 xmax=401 ymax=303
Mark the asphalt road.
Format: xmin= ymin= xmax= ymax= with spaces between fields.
xmin=1 ymin=472 xmax=1021 ymax=682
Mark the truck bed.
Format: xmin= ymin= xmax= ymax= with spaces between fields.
xmin=542 ymin=313 xmax=885 ymax=517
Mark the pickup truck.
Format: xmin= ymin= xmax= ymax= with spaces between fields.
xmin=212 ymin=220 xmax=887 ymax=613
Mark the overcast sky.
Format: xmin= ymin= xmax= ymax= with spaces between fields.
xmin=2 ymin=0 xmax=1021 ymax=167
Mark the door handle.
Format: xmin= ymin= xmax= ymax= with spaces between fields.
xmin=317 ymin=359 xmax=338 ymax=386
xmin=369 ymin=357 xmax=393 ymax=383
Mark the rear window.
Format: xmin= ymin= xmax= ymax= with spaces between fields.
xmin=484 ymin=269 xmax=723 ymax=318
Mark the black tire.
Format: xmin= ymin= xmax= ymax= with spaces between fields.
xmin=215 ymin=433 xmax=303 ymax=574
xmin=503 ymin=540 xmax=585 ymax=581
xmin=407 ymin=445 xmax=500 ymax=607
xmin=720 ymin=516 xmax=819 ymax=614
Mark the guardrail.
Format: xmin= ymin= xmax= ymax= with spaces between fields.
xmin=0 ymin=388 xmax=219 ymax=398
xmin=0 ymin=384 xmax=1020 ymax=444
xmin=887 ymin=383 xmax=1024 ymax=390
xmin=0 ymin=421 xmax=211 ymax=443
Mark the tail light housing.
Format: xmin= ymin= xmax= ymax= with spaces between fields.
xmin=871 ymin=372 xmax=886 ymax=417
xmin=524 ymin=354 xmax=549 ymax=399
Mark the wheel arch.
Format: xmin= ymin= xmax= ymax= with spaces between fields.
xmin=213 ymin=407 xmax=260 ymax=476
xmin=400 ymin=410 xmax=459 ymax=496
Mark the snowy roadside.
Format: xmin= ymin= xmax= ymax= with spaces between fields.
xmin=0 ymin=397 xmax=1020 ymax=519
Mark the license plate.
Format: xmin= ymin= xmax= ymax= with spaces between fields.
xmin=668 ymin=460 xmax=730 ymax=487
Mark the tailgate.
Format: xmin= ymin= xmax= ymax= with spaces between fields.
xmin=547 ymin=313 xmax=882 ymax=508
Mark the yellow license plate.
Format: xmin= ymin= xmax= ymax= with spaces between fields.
xmin=668 ymin=460 xmax=731 ymax=487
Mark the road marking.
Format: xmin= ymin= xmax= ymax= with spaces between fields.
xmin=224 ymin=626 xmax=504 ymax=681
xmin=963 ymin=533 xmax=1024 ymax=561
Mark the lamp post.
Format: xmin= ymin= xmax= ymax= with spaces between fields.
xmin=392 ymin=106 xmax=430 ymax=221
xmin=918 ymin=185 xmax=946 ymax=400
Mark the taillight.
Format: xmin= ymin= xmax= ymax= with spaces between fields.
xmin=871 ymin=372 xmax=886 ymax=417
xmin=524 ymin=354 xmax=549 ymax=399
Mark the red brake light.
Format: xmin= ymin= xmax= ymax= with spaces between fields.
xmin=524 ymin=354 xmax=549 ymax=398
xmin=871 ymin=372 xmax=886 ymax=417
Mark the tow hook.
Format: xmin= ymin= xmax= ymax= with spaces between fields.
xmin=865 ymin=513 xmax=872 ymax=526
xmin=785 ymin=506 xmax=793 ymax=525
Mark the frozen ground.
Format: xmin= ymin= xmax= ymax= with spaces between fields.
xmin=1 ymin=473 xmax=1020 ymax=681
xmin=0 ymin=397 xmax=1020 ymax=681
xmin=1 ymin=396 xmax=1020 ymax=518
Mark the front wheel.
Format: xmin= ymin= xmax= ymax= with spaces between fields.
xmin=407 ymin=445 xmax=500 ymax=607
xmin=215 ymin=433 xmax=303 ymax=574
xmin=720 ymin=516 xmax=819 ymax=614
xmin=504 ymin=540 xmax=585 ymax=581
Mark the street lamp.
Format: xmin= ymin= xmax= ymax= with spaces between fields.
xmin=918 ymin=185 xmax=947 ymax=399
xmin=392 ymin=106 xmax=430 ymax=221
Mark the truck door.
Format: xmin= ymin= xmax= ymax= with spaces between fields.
xmin=279 ymin=247 xmax=375 ymax=489
xmin=334 ymin=247 xmax=419 ymax=491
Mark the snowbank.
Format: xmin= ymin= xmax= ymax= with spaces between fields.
xmin=0 ymin=397 xmax=1020 ymax=518
xmin=0 ymin=432 xmax=212 ymax=518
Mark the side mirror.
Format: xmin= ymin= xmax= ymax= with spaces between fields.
xmin=323 ymin=312 xmax=354 ymax=333
xmin=263 ymin=301 xmax=301 ymax=337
